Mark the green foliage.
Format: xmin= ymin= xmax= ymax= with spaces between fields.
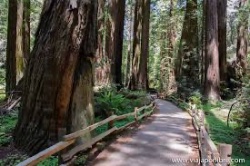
xmin=203 ymin=103 xmax=250 ymax=166
xmin=95 ymin=88 xmax=129 ymax=115
xmin=37 ymin=156 xmax=58 ymax=166
xmin=95 ymin=87 xmax=147 ymax=117
xmin=0 ymin=111 xmax=18 ymax=146
xmin=0 ymin=154 xmax=28 ymax=166
xmin=189 ymin=91 xmax=202 ymax=107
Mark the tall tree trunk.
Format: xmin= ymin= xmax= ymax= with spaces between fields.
xmin=6 ymin=0 xmax=25 ymax=95
xmin=138 ymin=0 xmax=150 ymax=90
xmin=218 ymin=0 xmax=227 ymax=82
xmin=166 ymin=0 xmax=177 ymax=95
xmin=129 ymin=0 xmax=150 ymax=90
xmin=106 ymin=0 xmax=126 ymax=88
xmin=95 ymin=0 xmax=105 ymax=86
xmin=125 ymin=0 xmax=134 ymax=87
xmin=23 ymin=0 xmax=30 ymax=62
xmin=201 ymin=0 xmax=206 ymax=87
xmin=236 ymin=0 xmax=248 ymax=76
xmin=14 ymin=0 xmax=97 ymax=155
xmin=204 ymin=0 xmax=220 ymax=101
xmin=176 ymin=0 xmax=198 ymax=95
xmin=129 ymin=0 xmax=143 ymax=90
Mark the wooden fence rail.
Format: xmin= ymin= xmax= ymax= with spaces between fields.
xmin=17 ymin=102 xmax=155 ymax=166
xmin=189 ymin=107 xmax=232 ymax=166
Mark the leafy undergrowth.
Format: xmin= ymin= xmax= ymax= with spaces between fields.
xmin=0 ymin=87 xmax=151 ymax=166
xmin=168 ymin=94 xmax=250 ymax=166
xmin=202 ymin=103 xmax=250 ymax=166
xmin=0 ymin=111 xmax=17 ymax=146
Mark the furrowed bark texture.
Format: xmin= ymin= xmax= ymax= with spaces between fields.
xmin=218 ymin=0 xmax=227 ymax=81
xmin=236 ymin=0 xmax=248 ymax=76
xmin=176 ymin=0 xmax=199 ymax=95
xmin=6 ymin=0 xmax=25 ymax=94
xmin=14 ymin=0 xmax=97 ymax=155
xmin=204 ymin=0 xmax=220 ymax=101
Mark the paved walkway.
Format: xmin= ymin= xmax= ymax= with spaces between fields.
xmin=89 ymin=99 xmax=199 ymax=166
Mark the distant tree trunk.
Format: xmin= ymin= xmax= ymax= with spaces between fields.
xmin=23 ymin=0 xmax=30 ymax=62
xmin=129 ymin=0 xmax=150 ymax=90
xmin=204 ymin=0 xmax=220 ymax=101
xmin=138 ymin=0 xmax=150 ymax=90
xmin=106 ymin=0 xmax=126 ymax=88
xmin=166 ymin=0 xmax=177 ymax=95
xmin=14 ymin=0 xmax=97 ymax=155
xmin=125 ymin=0 xmax=134 ymax=87
xmin=95 ymin=0 xmax=105 ymax=86
xmin=6 ymin=0 xmax=25 ymax=95
xmin=236 ymin=0 xmax=248 ymax=76
xmin=201 ymin=0 xmax=206 ymax=86
xmin=129 ymin=0 xmax=143 ymax=90
xmin=218 ymin=0 xmax=227 ymax=82
xmin=176 ymin=0 xmax=199 ymax=95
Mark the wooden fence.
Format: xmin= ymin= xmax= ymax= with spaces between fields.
xmin=189 ymin=106 xmax=232 ymax=166
xmin=17 ymin=102 xmax=155 ymax=166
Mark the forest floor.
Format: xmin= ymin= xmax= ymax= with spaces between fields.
xmin=87 ymin=99 xmax=199 ymax=166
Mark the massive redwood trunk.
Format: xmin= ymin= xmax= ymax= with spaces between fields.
xmin=129 ymin=0 xmax=150 ymax=90
xmin=6 ymin=0 xmax=25 ymax=95
xmin=23 ymin=0 xmax=30 ymax=61
xmin=176 ymin=0 xmax=198 ymax=95
xmin=138 ymin=0 xmax=150 ymax=90
xmin=204 ymin=0 xmax=220 ymax=101
xmin=95 ymin=0 xmax=106 ymax=85
xmin=129 ymin=0 xmax=143 ymax=90
xmin=14 ymin=0 xmax=97 ymax=155
xmin=125 ymin=0 xmax=134 ymax=87
xmin=218 ymin=0 xmax=227 ymax=82
xmin=106 ymin=0 xmax=126 ymax=87
xmin=236 ymin=0 xmax=248 ymax=76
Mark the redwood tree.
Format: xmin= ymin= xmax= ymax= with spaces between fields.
xmin=129 ymin=0 xmax=150 ymax=90
xmin=6 ymin=0 xmax=25 ymax=95
xmin=218 ymin=0 xmax=227 ymax=82
xmin=236 ymin=0 xmax=249 ymax=76
xmin=95 ymin=0 xmax=106 ymax=85
xmin=14 ymin=0 xmax=97 ymax=155
xmin=176 ymin=0 xmax=199 ymax=95
xmin=138 ymin=0 xmax=150 ymax=90
xmin=23 ymin=0 xmax=30 ymax=61
xmin=204 ymin=0 xmax=220 ymax=101
xmin=106 ymin=0 xmax=126 ymax=87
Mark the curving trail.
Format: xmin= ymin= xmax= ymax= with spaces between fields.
xmin=88 ymin=99 xmax=199 ymax=166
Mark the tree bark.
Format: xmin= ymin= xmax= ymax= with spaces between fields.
xmin=138 ymin=0 xmax=150 ymax=90
xmin=218 ymin=0 xmax=227 ymax=82
xmin=204 ymin=0 xmax=220 ymax=101
xmin=125 ymin=0 xmax=134 ymax=87
xmin=236 ymin=0 xmax=248 ymax=76
xmin=129 ymin=0 xmax=150 ymax=90
xmin=23 ymin=0 xmax=30 ymax=62
xmin=95 ymin=0 xmax=106 ymax=85
xmin=6 ymin=0 xmax=25 ymax=95
xmin=129 ymin=0 xmax=143 ymax=90
xmin=166 ymin=0 xmax=177 ymax=95
xmin=176 ymin=0 xmax=199 ymax=95
xmin=14 ymin=0 xmax=97 ymax=155
xmin=106 ymin=0 xmax=126 ymax=88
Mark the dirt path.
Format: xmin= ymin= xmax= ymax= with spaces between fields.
xmin=88 ymin=99 xmax=199 ymax=166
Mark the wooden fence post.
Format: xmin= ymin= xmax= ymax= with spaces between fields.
xmin=205 ymin=124 xmax=210 ymax=134
xmin=58 ymin=128 xmax=67 ymax=165
xmin=218 ymin=144 xmax=232 ymax=166
xmin=108 ymin=112 xmax=115 ymax=129
xmin=200 ymin=110 xmax=205 ymax=126
xmin=134 ymin=107 xmax=138 ymax=122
